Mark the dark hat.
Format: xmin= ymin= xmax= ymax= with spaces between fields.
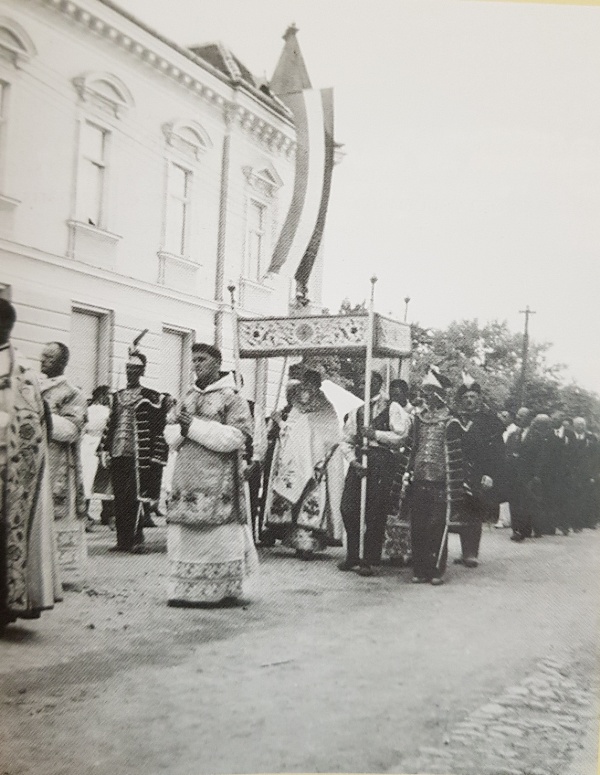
xmin=390 ymin=378 xmax=409 ymax=393
xmin=457 ymin=382 xmax=482 ymax=399
xmin=126 ymin=349 xmax=146 ymax=368
xmin=192 ymin=342 xmax=222 ymax=362
xmin=301 ymin=369 xmax=322 ymax=388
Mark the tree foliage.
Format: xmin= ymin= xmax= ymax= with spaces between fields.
xmin=299 ymin=302 xmax=600 ymax=430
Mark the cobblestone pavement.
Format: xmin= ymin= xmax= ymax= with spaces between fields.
xmin=397 ymin=655 xmax=599 ymax=775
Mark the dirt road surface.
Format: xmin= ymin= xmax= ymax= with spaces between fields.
xmin=1 ymin=525 xmax=599 ymax=775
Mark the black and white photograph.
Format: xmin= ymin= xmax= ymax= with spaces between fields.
xmin=1 ymin=0 xmax=599 ymax=773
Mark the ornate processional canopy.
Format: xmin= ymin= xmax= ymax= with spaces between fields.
xmin=237 ymin=313 xmax=411 ymax=359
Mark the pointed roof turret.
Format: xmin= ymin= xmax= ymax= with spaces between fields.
xmin=270 ymin=23 xmax=312 ymax=96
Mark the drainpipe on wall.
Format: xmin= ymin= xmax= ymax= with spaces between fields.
xmin=214 ymin=99 xmax=236 ymax=348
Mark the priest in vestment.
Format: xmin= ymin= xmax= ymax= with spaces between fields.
xmin=165 ymin=343 xmax=258 ymax=606
xmin=39 ymin=341 xmax=88 ymax=589
xmin=0 ymin=299 xmax=62 ymax=630
xmin=263 ymin=370 xmax=344 ymax=559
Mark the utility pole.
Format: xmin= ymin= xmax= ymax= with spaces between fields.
xmin=399 ymin=297 xmax=411 ymax=378
xmin=518 ymin=305 xmax=536 ymax=407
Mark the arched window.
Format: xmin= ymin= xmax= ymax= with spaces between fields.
xmin=0 ymin=18 xmax=36 ymax=68
xmin=162 ymin=120 xmax=212 ymax=161
xmin=72 ymin=72 xmax=134 ymax=119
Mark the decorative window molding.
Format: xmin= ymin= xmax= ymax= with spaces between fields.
xmin=67 ymin=219 xmax=122 ymax=245
xmin=157 ymin=250 xmax=199 ymax=287
xmin=72 ymin=72 xmax=134 ymax=119
xmin=157 ymin=250 xmax=198 ymax=269
xmin=0 ymin=193 xmax=20 ymax=210
xmin=66 ymin=219 xmax=121 ymax=272
xmin=239 ymin=275 xmax=274 ymax=312
xmin=242 ymin=163 xmax=283 ymax=199
xmin=0 ymin=18 xmax=36 ymax=68
xmin=162 ymin=120 xmax=212 ymax=161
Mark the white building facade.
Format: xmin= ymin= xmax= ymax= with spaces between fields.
xmin=0 ymin=0 xmax=326 ymax=408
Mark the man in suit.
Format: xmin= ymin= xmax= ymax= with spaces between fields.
xmin=570 ymin=417 xmax=599 ymax=532
xmin=547 ymin=410 xmax=575 ymax=535
xmin=505 ymin=407 xmax=534 ymax=541
xmin=453 ymin=383 xmax=505 ymax=567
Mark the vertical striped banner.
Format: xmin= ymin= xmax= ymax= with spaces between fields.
xmin=267 ymin=88 xmax=335 ymax=284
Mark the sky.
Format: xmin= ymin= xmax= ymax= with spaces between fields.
xmin=117 ymin=0 xmax=600 ymax=392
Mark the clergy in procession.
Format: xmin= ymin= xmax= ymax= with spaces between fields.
xmin=339 ymin=371 xmax=408 ymax=577
xmin=0 ymin=300 xmax=62 ymax=631
xmin=97 ymin=347 xmax=168 ymax=554
xmin=260 ymin=379 xmax=300 ymax=546
xmin=165 ymin=343 xmax=258 ymax=606
xmin=262 ymin=369 xmax=345 ymax=559
xmin=453 ymin=381 xmax=505 ymax=567
xmin=39 ymin=341 xmax=88 ymax=589
xmin=405 ymin=367 xmax=454 ymax=585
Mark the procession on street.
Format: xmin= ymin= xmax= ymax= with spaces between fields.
xmin=1 ymin=1 xmax=600 ymax=773
xmin=2 ymin=287 xmax=599 ymax=628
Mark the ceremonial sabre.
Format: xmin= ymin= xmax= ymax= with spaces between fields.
xmin=129 ymin=329 xmax=149 ymax=540
xmin=359 ymin=275 xmax=378 ymax=561
xmin=437 ymin=417 xmax=467 ymax=570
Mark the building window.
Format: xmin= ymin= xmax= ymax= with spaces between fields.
xmin=160 ymin=327 xmax=193 ymax=400
xmin=0 ymin=80 xmax=8 ymax=171
xmin=246 ymin=199 xmax=266 ymax=280
xmin=165 ymin=162 xmax=191 ymax=257
xmin=78 ymin=121 xmax=109 ymax=228
xmin=70 ymin=306 xmax=112 ymax=398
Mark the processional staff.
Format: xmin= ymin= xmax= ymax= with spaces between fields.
xmin=227 ymin=283 xmax=260 ymax=542
xmin=359 ymin=275 xmax=378 ymax=561
xmin=227 ymin=283 xmax=243 ymax=391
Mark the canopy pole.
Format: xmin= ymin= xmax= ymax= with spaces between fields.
xmin=228 ymin=284 xmax=256 ymax=541
xmin=359 ymin=275 xmax=378 ymax=561
xmin=227 ymin=283 xmax=242 ymax=390
xmin=274 ymin=356 xmax=289 ymax=412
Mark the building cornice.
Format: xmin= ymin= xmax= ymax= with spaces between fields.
xmin=37 ymin=0 xmax=296 ymax=157
xmin=0 ymin=237 xmax=223 ymax=312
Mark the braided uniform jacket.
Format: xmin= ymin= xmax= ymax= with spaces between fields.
xmin=99 ymin=387 xmax=168 ymax=501
xmin=408 ymin=408 xmax=468 ymax=526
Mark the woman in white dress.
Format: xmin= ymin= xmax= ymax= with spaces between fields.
xmin=81 ymin=386 xmax=110 ymax=526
